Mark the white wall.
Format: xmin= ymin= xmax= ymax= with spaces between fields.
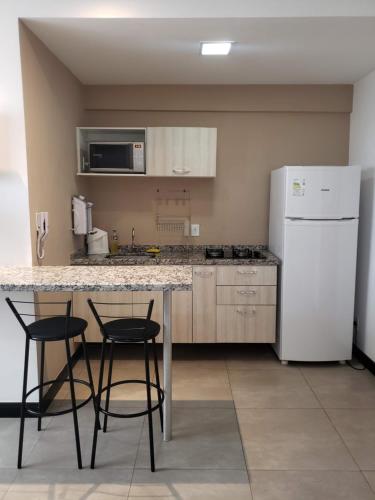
xmin=349 ymin=69 xmax=375 ymax=361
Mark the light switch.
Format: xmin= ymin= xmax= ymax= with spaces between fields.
xmin=191 ymin=224 xmax=200 ymax=237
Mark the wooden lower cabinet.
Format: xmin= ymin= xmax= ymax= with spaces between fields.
xmin=73 ymin=290 xmax=190 ymax=343
xmin=217 ymin=305 xmax=276 ymax=343
xmin=193 ymin=266 xmax=216 ymax=343
xmin=72 ymin=291 xmax=163 ymax=342
xmin=72 ymin=265 xmax=276 ymax=344
xmin=172 ymin=290 xmax=193 ymax=343
xmin=133 ymin=291 xmax=164 ymax=342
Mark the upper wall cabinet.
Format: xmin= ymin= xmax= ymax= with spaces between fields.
xmin=146 ymin=127 xmax=217 ymax=177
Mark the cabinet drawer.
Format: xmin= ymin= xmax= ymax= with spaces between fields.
xmin=217 ymin=305 xmax=276 ymax=343
xmin=216 ymin=266 xmax=277 ymax=286
xmin=217 ymin=286 xmax=276 ymax=305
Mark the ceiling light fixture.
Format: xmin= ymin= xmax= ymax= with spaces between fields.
xmin=200 ymin=41 xmax=233 ymax=56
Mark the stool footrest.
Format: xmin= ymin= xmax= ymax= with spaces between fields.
xmin=97 ymin=379 xmax=165 ymax=419
xmin=24 ymin=378 xmax=93 ymax=417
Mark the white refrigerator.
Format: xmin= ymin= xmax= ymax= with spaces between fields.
xmin=269 ymin=166 xmax=361 ymax=363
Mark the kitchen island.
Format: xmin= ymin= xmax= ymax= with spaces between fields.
xmin=0 ymin=265 xmax=193 ymax=441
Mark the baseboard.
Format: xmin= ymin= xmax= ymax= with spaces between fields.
xmin=353 ymin=345 xmax=375 ymax=375
xmin=0 ymin=345 xmax=83 ymax=418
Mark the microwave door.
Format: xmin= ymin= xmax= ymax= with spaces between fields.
xmin=89 ymin=143 xmax=133 ymax=172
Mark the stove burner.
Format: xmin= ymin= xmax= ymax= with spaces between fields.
xmin=205 ymin=248 xmax=224 ymax=259
xmin=232 ymin=247 xmax=267 ymax=260
xmin=232 ymin=247 xmax=250 ymax=259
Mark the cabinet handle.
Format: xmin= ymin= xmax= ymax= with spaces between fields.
xmin=237 ymin=290 xmax=256 ymax=295
xmin=237 ymin=269 xmax=257 ymax=275
xmin=195 ymin=270 xmax=213 ymax=277
xmin=236 ymin=308 xmax=256 ymax=315
xmin=173 ymin=168 xmax=191 ymax=175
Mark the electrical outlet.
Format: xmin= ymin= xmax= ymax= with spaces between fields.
xmin=191 ymin=224 xmax=200 ymax=237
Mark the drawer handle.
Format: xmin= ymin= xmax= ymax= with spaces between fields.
xmin=195 ymin=270 xmax=213 ymax=277
xmin=173 ymin=168 xmax=191 ymax=175
xmin=237 ymin=269 xmax=257 ymax=275
xmin=237 ymin=290 xmax=256 ymax=295
xmin=236 ymin=308 xmax=256 ymax=315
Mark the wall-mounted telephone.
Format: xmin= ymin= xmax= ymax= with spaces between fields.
xmin=36 ymin=212 xmax=49 ymax=260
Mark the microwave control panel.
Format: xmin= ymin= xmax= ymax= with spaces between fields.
xmin=133 ymin=142 xmax=145 ymax=170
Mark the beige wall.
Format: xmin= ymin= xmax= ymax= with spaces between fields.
xmin=20 ymin=24 xmax=86 ymax=266
xmin=83 ymin=85 xmax=351 ymax=245
xmin=19 ymin=25 xmax=86 ymax=378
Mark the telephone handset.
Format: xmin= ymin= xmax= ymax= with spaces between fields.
xmin=36 ymin=212 xmax=49 ymax=260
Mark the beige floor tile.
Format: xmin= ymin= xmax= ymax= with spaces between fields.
xmin=0 ymin=470 xmax=17 ymax=493
xmin=3 ymin=468 xmax=131 ymax=500
xmin=57 ymin=358 xmax=156 ymax=405
xmin=158 ymin=360 xmax=233 ymax=407
xmin=363 ymin=471 xmax=375 ymax=493
xmin=327 ymin=409 xmax=375 ymax=470
xmin=135 ymin=408 xmax=246 ymax=470
xmin=226 ymin=345 xmax=281 ymax=370
xmin=301 ymin=365 xmax=375 ymax=408
xmin=250 ymin=470 xmax=375 ymax=500
xmin=129 ymin=469 xmax=252 ymax=499
xmin=229 ymin=368 xmax=320 ymax=408
xmin=237 ymin=409 xmax=358 ymax=470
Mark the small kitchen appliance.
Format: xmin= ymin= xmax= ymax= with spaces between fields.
xmin=88 ymin=141 xmax=145 ymax=174
xmin=72 ymin=195 xmax=109 ymax=254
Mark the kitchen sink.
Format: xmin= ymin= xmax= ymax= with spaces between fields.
xmin=105 ymin=253 xmax=152 ymax=259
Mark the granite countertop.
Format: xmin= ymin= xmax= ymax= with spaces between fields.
xmin=0 ymin=265 xmax=192 ymax=292
xmin=71 ymin=245 xmax=280 ymax=267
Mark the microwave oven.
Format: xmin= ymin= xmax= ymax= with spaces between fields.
xmin=88 ymin=142 xmax=145 ymax=174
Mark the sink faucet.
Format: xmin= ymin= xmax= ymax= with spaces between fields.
xmin=131 ymin=227 xmax=135 ymax=247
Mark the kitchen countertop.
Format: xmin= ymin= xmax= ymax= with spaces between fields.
xmin=71 ymin=245 xmax=280 ymax=266
xmin=0 ymin=265 xmax=192 ymax=292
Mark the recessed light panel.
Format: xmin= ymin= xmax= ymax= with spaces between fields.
xmin=200 ymin=42 xmax=233 ymax=55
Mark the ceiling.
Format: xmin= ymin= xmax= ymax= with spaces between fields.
xmin=24 ymin=17 xmax=375 ymax=85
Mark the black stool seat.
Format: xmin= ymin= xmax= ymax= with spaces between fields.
xmin=103 ymin=318 xmax=160 ymax=342
xmin=28 ymin=316 xmax=87 ymax=341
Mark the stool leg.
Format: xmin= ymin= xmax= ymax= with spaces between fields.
xmin=81 ymin=331 xmax=101 ymax=430
xmin=18 ymin=338 xmax=30 ymax=469
xmin=103 ymin=341 xmax=114 ymax=433
xmin=152 ymin=338 xmax=163 ymax=432
xmin=91 ymin=338 xmax=106 ymax=469
xmin=144 ymin=340 xmax=155 ymax=472
xmin=65 ymin=337 xmax=82 ymax=469
xmin=37 ymin=341 xmax=45 ymax=431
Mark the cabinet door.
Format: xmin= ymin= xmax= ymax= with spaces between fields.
xmin=73 ymin=291 xmax=132 ymax=342
xmin=133 ymin=291 xmax=163 ymax=343
xmin=193 ymin=266 xmax=216 ymax=343
xmin=217 ymin=305 xmax=276 ymax=343
xmin=146 ymin=127 xmax=217 ymax=177
xmin=172 ymin=291 xmax=192 ymax=343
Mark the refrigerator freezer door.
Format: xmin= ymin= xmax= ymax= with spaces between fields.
xmin=284 ymin=166 xmax=360 ymax=219
xmin=279 ymin=218 xmax=358 ymax=362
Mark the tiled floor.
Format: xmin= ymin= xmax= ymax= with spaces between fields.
xmin=1 ymin=344 xmax=375 ymax=499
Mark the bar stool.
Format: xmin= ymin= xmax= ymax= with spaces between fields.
xmin=88 ymin=298 xmax=164 ymax=472
xmin=6 ymin=297 xmax=97 ymax=469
